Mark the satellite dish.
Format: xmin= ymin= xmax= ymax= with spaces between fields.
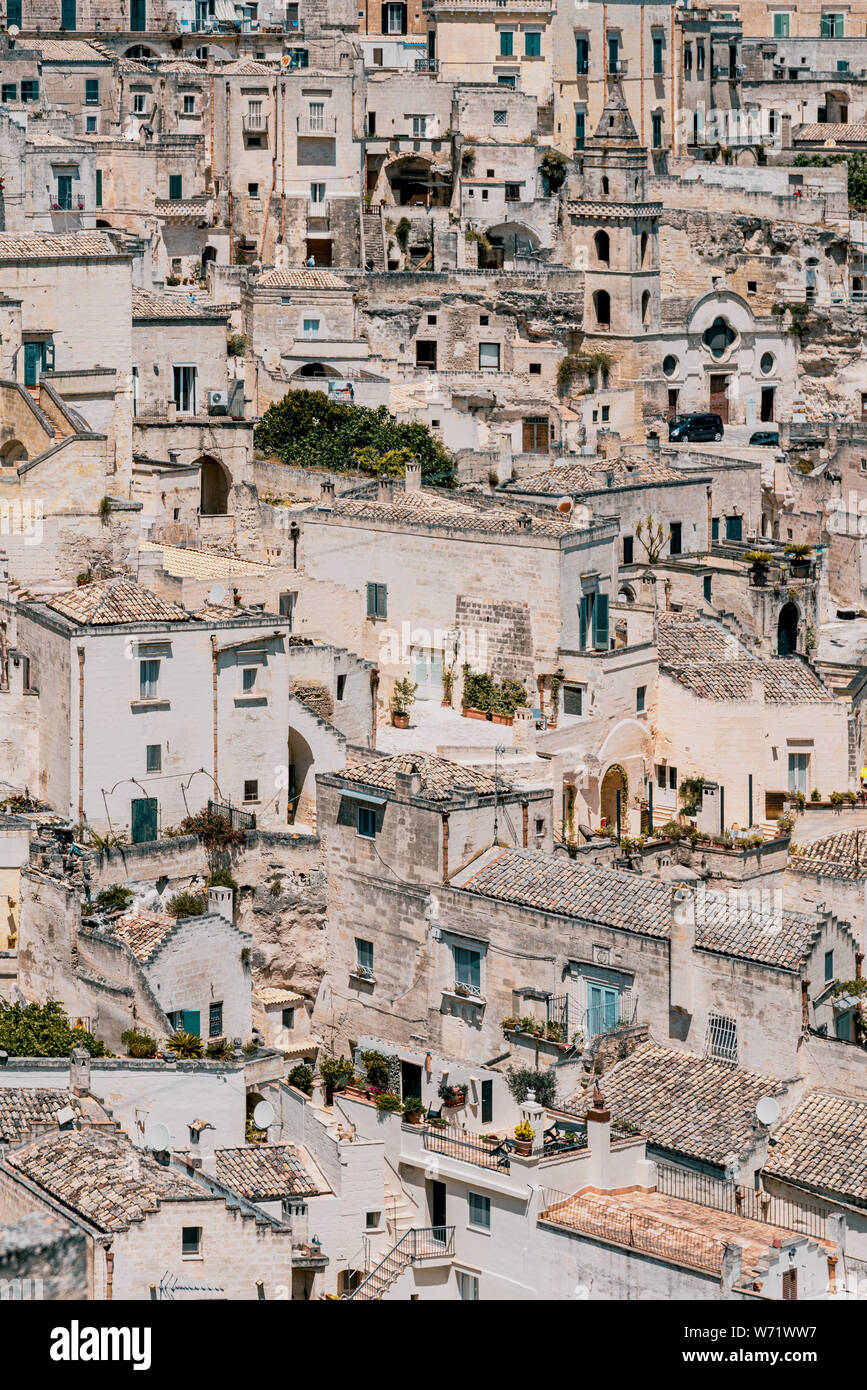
xmin=252 ymin=1100 xmax=274 ymax=1130
xmin=756 ymin=1096 xmax=780 ymax=1128
xmin=146 ymin=1121 xmax=171 ymax=1151
xmin=207 ymin=583 xmax=227 ymax=606
xmin=557 ymin=496 xmax=573 ymax=514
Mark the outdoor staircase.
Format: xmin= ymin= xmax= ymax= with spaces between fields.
xmin=384 ymin=1169 xmax=416 ymax=1242
xmin=362 ymin=209 xmax=386 ymax=269
xmin=343 ymin=1226 xmax=455 ymax=1301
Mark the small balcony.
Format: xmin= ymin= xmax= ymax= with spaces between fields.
xmin=608 ymin=57 xmax=629 ymax=76
xmin=243 ymin=110 xmax=268 ymax=135
xmin=297 ymin=116 xmax=337 ymax=137
xmin=307 ymin=198 xmax=330 ymax=225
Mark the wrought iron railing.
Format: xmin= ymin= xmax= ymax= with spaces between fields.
xmin=207 ymin=798 xmax=256 ymax=831
xmin=343 ymin=1226 xmax=455 ymax=1300
xmin=655 ymin=1163 xmax=829 ymax=1240
xmin=421 ymin=1126 xmax=511 ymax=1171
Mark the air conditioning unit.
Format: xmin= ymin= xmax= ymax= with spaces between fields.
xmin=208 ymin=390 xmax=229 ymax=415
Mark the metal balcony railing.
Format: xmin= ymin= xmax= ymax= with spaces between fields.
xmin=343 ymin=1226 xmax=455 ymax=1301
xmin=297 ymin=115 xmax=337 ymax=136
xmin=243 ymin=110 xmax=268 ymax=134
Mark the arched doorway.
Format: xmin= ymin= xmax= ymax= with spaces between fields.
xmin=600 ymin=764 xmax=628 ymax=830
xmin=777 ymin=602 xmax=798 ymax=656
xmin=294 ymin=362 xmax=330 ymax=378
xmin=201 ymin=245 xmax=217 ymax=277
xmin=199 ymin=456 xmax=230 ymax=516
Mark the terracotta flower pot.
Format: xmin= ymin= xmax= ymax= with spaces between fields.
xmin=462 ymin=708 xmax=488 ymax=721
xmin=491 ymin=713 xmax=513 ymax=726
xmin=514 ymin=1139 xmax=532 ymax=1157
xmin=443 ymin=1097 xmax=465 ymax=1109
xmin=391 ymin=712 xmax=409 ymax=728
xmin=405 ymin=1111 xmax=424 ymax=1125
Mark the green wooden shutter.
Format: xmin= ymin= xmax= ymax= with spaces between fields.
xmin=366 ymin=582 xmax=375 ymax=617
xmin=169 ymin=174 xmax=183 ymax=201
xmin=579 ymin=594 xmax=589 ymax=650
xmin=182 ymin=1010 xmax=201 ymax=1038
xmin=593 ymin=592 xmax=609 ymax=649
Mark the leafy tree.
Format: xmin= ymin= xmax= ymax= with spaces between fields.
xmin=793 ymin=151 xmax=867 ymax=209
xmin=287 ymin=1063 xmax=314 ymax=1093
xmin=254 ymin=390 xmax=455 ymax=486
xmin=0 ymin=1000 xmax=110 ymax=1057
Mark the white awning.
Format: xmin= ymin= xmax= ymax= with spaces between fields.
xmin=214 ymin=0 xmax=237 ymax=21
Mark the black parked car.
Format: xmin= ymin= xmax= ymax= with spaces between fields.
xmin=668 ymin=412 xmax=724 ymax=443
xmin=749 ymin=430 xmax=780 ymax=446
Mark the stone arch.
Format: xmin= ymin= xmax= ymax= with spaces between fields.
xmin=287 ymin=726 xmax=315 ymax=826
xmin=594 ymin=229 xmax=610 ymax=265
xmin=482 ymin=223 xmax=540 ymax=269
xmin=777 ymin=601 xmax=799 ymax=656
xmin=640 ymin=230 xmax=649 ymax=266
xmin=292 ymin=361 xmax=338 ymax=378
xmin=641 ymin=290 xmax=651 ymax=325
xmin=0 ymin=439 xmax=27 ymax=467
xmin=600 ymin=763 xmax=628 ymax=830
xmin=198 ymin=455 xmax=230 ymax=516
xmin=125 ymin=44 xmax=155 ymax=58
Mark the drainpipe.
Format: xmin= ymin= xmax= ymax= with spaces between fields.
xmin=441 ymin=813 xmax=450 ymax=885
xmin=289 ymin=520 xmax=299 ymax=568
xmin=856 ymin=951 xmax=864 ymax=981
xmin=522 ymin=800 xmax=528 ymax=847
xmin=77 ymin=645 xmax=85 ymax=825
xmin=211 ymin=634 xmax=219 ymax=790
xmin=369 ymin=668 xmax=379 ymax=750
xmin=226 ymin=80 xmax=233 ymax=264
xmin=105 ymin=1245 xmax=114 ymax=1301
xmin=537 ymin=673 xmax=545 ymax=721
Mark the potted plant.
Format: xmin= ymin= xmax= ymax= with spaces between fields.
xmin=374 ymin=1090 xmax=403 ymax=1113
xmin=361 ymin=1049 xmax=391 ymax=1091
xmin=785 ymin=542 xmax=813 ymax=577
xmin=402 ymin=1095 xmax=426 ymax=1125
xmin=513 ymin=1120 xmax=535 ymax=1156
xmin=389 ymin=676 xmax=417 ymax=729
xmin=440 ymin=1083 xmax=467 ymax=1109
xmin=744 ymin=549 xmax=774 ymax=585
xmin=442 ymin=668 xmax=454 ymax=708
xmin=428 ymin=1115 xmax=448 ymax=1129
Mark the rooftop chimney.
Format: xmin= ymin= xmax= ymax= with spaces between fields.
xmin=597 ymin=429 xmax=621 ymax=462
xmin=377 ymin=477 xmax=393 ymax=503
xmin=669 ymin=884 xmax=696 ymax=1022
xmin=405 ymin=458 xmax=422 ymax=492
xmin=319 ymin=478 xmax=335 ymax=507
xmin=69 ymin=1046 xmax=91 ymax=1097
xmin=208 ymin=884 xmax=233 ymax=924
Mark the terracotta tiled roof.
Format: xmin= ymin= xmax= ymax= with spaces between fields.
xmin=0 ymin=1089 xmax=109 ymax=1146
xmin=132 ymin=288 xmax=227 ymax=320
xmin=503 ymin=461 xmax=689 ymax=495
xmin=762 ymin=1091 xmax=867 ymax=1206
xmin=460 ymin=848 xmax=825 ymax=970
xmin=795 ymin=122 xmax=867 ymax=143
xmin=139 ymin=541 xmax=270 ymax=578
xmin=43 ymin=577 xmax=189 ymax=626
xmin=0 ymin=233 xmax=118 ymax=261
xmin=112 ymin=910 xmax=176 ymax=963
xmin=789 ymin=829 xmax=867 ymax=880
xmin=254 ymin=987 xmax=305 ymax=1005
xmin=6 ymin=1128 xmax=207 ymax=1232
xmin=255 ymin=267 xmax=349 ymax=290
xmin=658 ymin=613 xmax=833 ymax=704
xmin=339 ymin=753 xmax=509 ymax=802
xmin=563 ymin=1043 xmax=789 ymax=1166
xmin=541 ymin=1188 xmax=814 ymax=1277
xmin=319 ymin=487 xmax=578 ymax=538
xmin=25 ymin=38 xmax=112 ymax=62
xmin=215 ymin=1145 xmax=320 ymax=1201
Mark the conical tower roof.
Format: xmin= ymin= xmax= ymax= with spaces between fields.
xmin=589 ymin=81 xmax=639 ymax=147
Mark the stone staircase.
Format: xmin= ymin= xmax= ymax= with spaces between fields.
xmin=384 ymin=1166 xmax=417 ymax=1243
xmin=362 ymin=209 xmax=385 ymax=269
xmin=343 ymin=1226 xmax=455 ymax=1301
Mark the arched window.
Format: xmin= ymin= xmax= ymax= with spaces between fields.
xmin=641 ymin=290 xmax=651 ymax=325
xmin=702 ymin=316 xmax=736 ymax=358
xmin=593 ymin=289 xmax=611 ymax=327
xmin=601 ymin=175 xmax=610 ymax=195
xmin=199 ymin=457 xmax=230 ymax=516
xmin=640 ymin=231 xmax=648 ymax=266
xmin=593 ymin=229 xmax=610 ymax=265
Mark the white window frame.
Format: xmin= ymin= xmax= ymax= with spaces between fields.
xmin=172 ymin=363 xmax=197 ymax=415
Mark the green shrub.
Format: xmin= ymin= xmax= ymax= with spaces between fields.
xmin=206 ymin=868 xmax=238 ymax=892
xmin=361 ymin=1049 xmax=390 ymax=1089
xmin=287 ymin=1063 xmax=314 ymax=1094
xmin=166 ymin=889 xmax=208 ymax=918
xmin=121 ymin=1028 xmax=157 ymax=1059
xmin=95 ymin=885 xmax=134 ymax=914
xmin=374 ymin=1091 xmax=403 ymax=1112
xmin=505 ymin=1066 xmax=557 ymax=1107
xmin=318 ymin=1055 xmax=356 ymax=1098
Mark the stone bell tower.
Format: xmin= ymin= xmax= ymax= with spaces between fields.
xmin=570 ymin=82 xmax=662 ymax=342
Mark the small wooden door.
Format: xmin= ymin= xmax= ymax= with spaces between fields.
xmin=481 ymin=1079 xmax=493 ymax=1124
xmin=401 ymin=1061 xmax=422 ymax=1100
xmin=709 ymin=375 xmax=729 ymax=421
xmin=782 ymin=1268 xmax=797 ymax=1301
xmin=428 ymin=1179 xmax=446 ymax=1235
xmin=23 ymin=343 xmax=42 ymax=387
xmin=130 ymin=796 xmax=157 ymax=844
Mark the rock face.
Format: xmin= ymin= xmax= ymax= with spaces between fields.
xmin=238 ymin=865 xmax=329 ymax=1003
